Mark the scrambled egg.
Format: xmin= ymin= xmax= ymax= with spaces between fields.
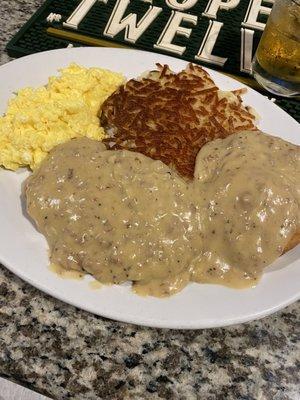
xmin=0 ymin=64 xmax=124 ymax=170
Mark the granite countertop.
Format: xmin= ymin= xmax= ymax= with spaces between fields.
xmin=0 ymin=1 xmax=299 ymax=399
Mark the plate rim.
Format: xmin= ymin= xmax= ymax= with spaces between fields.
xmin=0 ymin=46 xmax=299 ymax=329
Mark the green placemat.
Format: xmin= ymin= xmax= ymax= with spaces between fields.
xmin=6 ymin=0 xmax=299 ymax=121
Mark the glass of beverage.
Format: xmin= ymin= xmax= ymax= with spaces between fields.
xmin=252 ymin=0 xmax=300 ymax=97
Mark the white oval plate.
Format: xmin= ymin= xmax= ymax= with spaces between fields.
xmin=0 ymin=47 xmax=299 ymax=329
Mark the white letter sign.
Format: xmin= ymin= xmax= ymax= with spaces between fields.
xmin=195 ymin=20 xmax=227 ymax=66
xmin=202 ymin=0 xmax=240 ymax=19
xmin=155 ymin=11 xmax=197 ymax=55
xmin=240 ymin=28 xmax=254 ymax=73
xmin=64 ymin=0 xmax=107 ymax=30
xmin=104 ymin=0 xmax=162 ymax=43
xmin=166 ymin=0 xmax=198 ymax=11
xmin=242 ymin=0 xmax=274 ymax=31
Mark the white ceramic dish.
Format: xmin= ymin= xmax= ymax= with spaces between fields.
xmin=0 ymin=47 xmax=299 ymax=329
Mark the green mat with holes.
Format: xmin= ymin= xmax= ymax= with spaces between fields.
xmin=5 ymin=0 xmax=300 ymax=121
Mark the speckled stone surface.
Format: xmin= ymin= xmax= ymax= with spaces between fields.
xmin=0 ymin=2 xmax=300 ymax=399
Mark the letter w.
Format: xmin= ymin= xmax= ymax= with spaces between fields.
xmin=104 ymin=0 xmax=162 ymax=43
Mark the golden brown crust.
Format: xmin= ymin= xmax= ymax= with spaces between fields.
xmin=284 ymin=231 xmax=300 ymax=253
xmin=100 ymin=63 xmax=257 ymax=178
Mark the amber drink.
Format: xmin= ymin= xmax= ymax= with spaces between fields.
xmin=252 ymin=0 xmax=300 ymax=97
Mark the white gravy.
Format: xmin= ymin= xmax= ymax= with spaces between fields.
xmin=25 ymin=131 xmax=300 ymax=297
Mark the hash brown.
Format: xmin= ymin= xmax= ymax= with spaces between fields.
xmin=100 ymin=63 xmax=258 ymax=178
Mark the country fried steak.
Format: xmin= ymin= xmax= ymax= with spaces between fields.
xmin=100 ymin=63 xmax=298 ymax=254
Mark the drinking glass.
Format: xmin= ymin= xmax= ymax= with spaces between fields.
xmin=252 ymin=0 xmax=300 ymax=97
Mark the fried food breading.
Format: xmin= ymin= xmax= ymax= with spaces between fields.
xmin=100 ymin=63 xmax=258 ymax=178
